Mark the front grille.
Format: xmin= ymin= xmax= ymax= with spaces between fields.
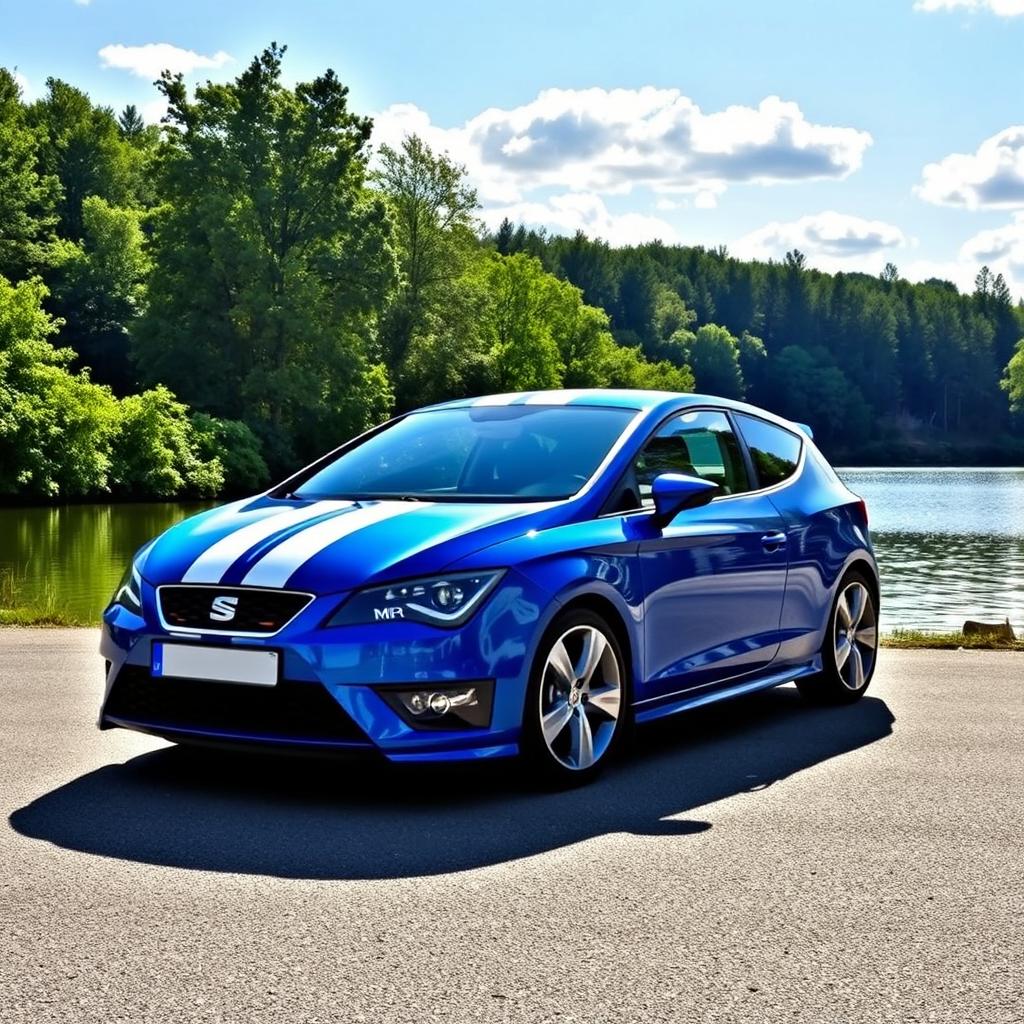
xmin=104 ymin=666 xmax=370 ymax=746
xmin=158 ymin=585 xmax=312 ymax=635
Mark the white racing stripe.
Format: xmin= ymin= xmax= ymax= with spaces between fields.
xmin=241 ymin=502 xmax=427 ymax=589
xmin=470 ymin=391 xmax=581 ymax=407
xmin=182 ymin=501 xmax=352 ymax=584
xmin=470 ymin=393 xmax=529 ymax=407
xmin=522 ymin=390 xmax=586 ymax=405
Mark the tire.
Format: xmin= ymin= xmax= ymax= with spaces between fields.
xmin=521 ymin=608 xmax=631 ymax=787
xmin=796 ymin=568 xmax=879 ymax=705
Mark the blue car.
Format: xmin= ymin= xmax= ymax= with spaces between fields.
xmin=100 ymin=389 xmax=879 ymax=784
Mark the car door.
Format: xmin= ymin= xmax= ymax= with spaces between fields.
xmin=632 ymin=408 xmax=789 ymax=697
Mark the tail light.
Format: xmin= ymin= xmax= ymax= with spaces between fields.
xmin=853 ymin=498 xmax=869 ymax=528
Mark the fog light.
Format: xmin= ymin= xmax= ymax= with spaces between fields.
xmin=381 ymin=681 xmax=494 ymax=730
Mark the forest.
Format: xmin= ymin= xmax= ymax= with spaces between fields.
xmin=2 ymin=44 xmax=1023 ymax=501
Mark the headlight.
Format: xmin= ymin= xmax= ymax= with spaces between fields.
xmin=109 ymin=561 xmax=143 ymax=612
xmin=325 ymin=570 xmax=505 ymax=628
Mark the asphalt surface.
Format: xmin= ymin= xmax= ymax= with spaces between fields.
xmin=1 ymin=630 xmax=1021 ymax=1024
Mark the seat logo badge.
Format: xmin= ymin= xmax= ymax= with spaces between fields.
xmin=210 ymin=595 xmax=239 ymax=621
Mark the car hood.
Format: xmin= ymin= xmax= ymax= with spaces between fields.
xmin=140 ymin=496 xmax=564 ymax=593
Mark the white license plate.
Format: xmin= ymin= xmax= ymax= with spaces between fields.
xmin=152 ymin=642 xmax=279 ymax=686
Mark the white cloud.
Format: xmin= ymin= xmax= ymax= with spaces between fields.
xmin=481 ymin=193 xmax=679 ymax=247
xmin=960 ymin=211 xmax=1024 ymax=265
xmin=372 ymin=88 xmax=872 ymax=205
xmin=917 ymin=126 xmax=1024 ymax=209
xmin=733 ymin=211 xmax=906 ymax=271
xmin=141 ymin=97 xmax=170 ymax=125
xmin=98 ymin=43 xmax=233 ymax=80
xmin=903 ymin=213 xmax=1024 ymax=299
xmin=13 ymin=71 xmax=32 ymax=99
xmin=915 ymin=0 xmax=1024 ymax=14
xmin=73 ymin=0 xmax=92 ymax=6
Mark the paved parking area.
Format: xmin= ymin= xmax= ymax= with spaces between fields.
xmin=2 ymin=630 xmax=1022 ymax=1022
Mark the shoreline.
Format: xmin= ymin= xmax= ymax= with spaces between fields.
xmin=0 ymin=465 xmax=1022 ymax=511
xmin=1 ymin=616 xmax=1020 ymax=650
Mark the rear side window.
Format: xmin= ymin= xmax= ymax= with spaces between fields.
xmin=735 ymin=414 xmax=802 ymax=489
xmin=633 ymin=409 xmax=749 ymax=505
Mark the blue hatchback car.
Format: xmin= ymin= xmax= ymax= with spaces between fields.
xmin=100 ymin=389 xmax=879 ymax=783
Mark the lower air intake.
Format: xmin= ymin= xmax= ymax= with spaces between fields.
xmin=104 ymin=666 xmax=370 ymax=746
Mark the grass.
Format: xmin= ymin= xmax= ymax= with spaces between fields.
xmin=0 ymin=566 xmax=89 ymax=627
xmin=881 ymin=628 xmax=1023 ymax=651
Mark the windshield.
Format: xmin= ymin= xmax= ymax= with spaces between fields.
xmin=292 ymin=405 xmax=636 ymax=502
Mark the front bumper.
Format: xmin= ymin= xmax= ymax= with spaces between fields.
xmin=99 ymin=570 xmax=550 ymax=763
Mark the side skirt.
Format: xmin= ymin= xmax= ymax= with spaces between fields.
xmin=633 ymin=658 xmax=822 ymax=725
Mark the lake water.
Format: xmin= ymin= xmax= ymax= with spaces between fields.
xmin=836 ymin=468 xmax=1023 ymax=632
xmin=1 ymin=468 xmax=1022 ymax=630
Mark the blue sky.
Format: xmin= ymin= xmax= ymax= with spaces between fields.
xmin=5 ymin=0 xmax=1024 ymax=296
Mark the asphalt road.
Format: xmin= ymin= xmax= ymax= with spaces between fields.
xmin=1 ymin=630 xmax=1022 ymax=1024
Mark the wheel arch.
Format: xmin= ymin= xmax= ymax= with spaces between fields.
xmin=548 ymin=590 xmax=638 ymax=703
xmin=841 ymin=554 xmax=881 ymax=611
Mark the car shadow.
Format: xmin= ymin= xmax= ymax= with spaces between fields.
xmin=9 ymin=687 xmax=894 ymax=880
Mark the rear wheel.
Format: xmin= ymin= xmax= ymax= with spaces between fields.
xmin=797 ymin=570 xmax=879 ymax=705
xmin=522 ymin=609 xmax=629 ymax=786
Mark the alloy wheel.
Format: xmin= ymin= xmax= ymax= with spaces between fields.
xmin=538 ymin=624 xmax=622 ymax=771
xmin=834 ymin=580 xmax=878 ymax=691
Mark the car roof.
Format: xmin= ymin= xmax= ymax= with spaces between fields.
xmin=417 ymin=389 xmax=811 ymax=436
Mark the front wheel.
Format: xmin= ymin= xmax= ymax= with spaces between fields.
xmin=521 ymin=609 xmax=629 ymax=786
xmin=797 ymin=570 xmax=879 ymax=705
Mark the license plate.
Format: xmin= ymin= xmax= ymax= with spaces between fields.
xmin=152 ymin=642 xmax=279 ymax=686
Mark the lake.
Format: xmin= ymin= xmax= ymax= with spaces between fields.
xmin=1 ymin=468 xmax=1022 ymax=631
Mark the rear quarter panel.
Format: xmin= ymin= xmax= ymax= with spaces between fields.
xmin=768 ymin=444 xmax=877 ymax=665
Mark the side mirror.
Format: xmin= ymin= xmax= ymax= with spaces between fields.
xmin=650 ymin=473 xmax=718 ymax=529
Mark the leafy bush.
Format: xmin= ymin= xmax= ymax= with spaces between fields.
xmin=111 ymin=386 xmax=223 ymax=498
xmin=192 ymin=413 xmax=270 ymax=494
xmin=0 ymin=275 xmax=120 ymax=496
xmin=1 ymin=274 xmax=232 ymax=499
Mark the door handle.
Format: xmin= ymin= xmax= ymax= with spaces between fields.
xmin=761 ymin=531 xmax=787 ymax=551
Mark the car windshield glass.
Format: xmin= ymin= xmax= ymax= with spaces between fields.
xmin=293 ymin=405 xmax=636 ymax=502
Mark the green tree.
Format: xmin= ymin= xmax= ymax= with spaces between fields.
xmin=191 ymin=413 xmax=271 ymax=493
xmin=117 ymin=104 xmax=145 ymax=141
xmin=26 ymin=78 xmax=137 ymax=241
xmin=494 ymin=217 xmax=515 ymax=256
xmin=49 ymin=196 xmax=149 ymax=391
xmin=686 ymin=323 xmax=745 ymax=398
xmin=0 ymin=274 xmax=119 ymax=496
xmin=398 ymin=267 xmax=496 ymax=406
xmin=374 ymin=134 xmax=479 ymax=367
xmin=1001 ymin=338 xmax=1024 ymax=413
xmin=614 ymin=254 xmax=660 ymax=350
xmin=475 ymin=252 xmax=695 ymax=395
xmin=111 ymin=386 xmax=223 ymax=498
xmin=135 ymin=44 xmax=396 ymax=471
xmin=737 ymin=330 xmax=767 ymax=400
xmin=0 ymin=68 xmax=59 ymax=280
xmin=482 ymin=253 xmax=565 ymax=391
xmin=764 ymin=346 xmax=870 ymax=449
xmin=553 ymin=231 xmax=619 ymax=314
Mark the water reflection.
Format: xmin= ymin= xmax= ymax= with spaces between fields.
xmin=838 ymin=468 xmax=1024 ymax=631
xmin=0 ymin=468 xmax=1021 ymax=630
xmin=0 ymin=502 xmax=213 ymax=620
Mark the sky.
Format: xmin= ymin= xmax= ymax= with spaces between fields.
xmin=4 ymin=0 xmax=1024 ymax=297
